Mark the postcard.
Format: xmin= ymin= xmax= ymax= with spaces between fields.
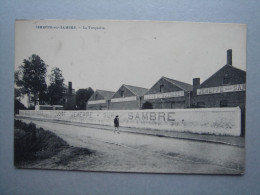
xmin=14 ymin=20 xmax=246 ymax=174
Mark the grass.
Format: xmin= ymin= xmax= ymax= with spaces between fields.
xmin=14 ymin=119 xmax=92 ymax=167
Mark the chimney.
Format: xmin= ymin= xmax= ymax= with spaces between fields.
xmin=227 ymin=49 xmax=232 ymax=66
xmin=193 ymin=78 xmax=200 ymax=87
xmin=68 ymin=81 xmax=72 ymax=94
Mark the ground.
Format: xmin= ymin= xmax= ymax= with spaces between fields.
xmin=16 ymin=117 xmax=245 ymax=174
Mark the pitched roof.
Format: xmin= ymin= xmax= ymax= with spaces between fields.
xmin=96 ymin=90 xmax=115 ymax=100
xmin=200 ymin=64 xmax=246 ymax=86
xmin=162 ymin=76 xmax=193 ymax=91
xmin=123 ymin=84 xmax=148 ymax=96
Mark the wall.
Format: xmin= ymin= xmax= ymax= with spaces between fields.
xmin=110 ymin=85 xmax=141 ymax=110
xmin=143 ymin=77 xmax=191 ymax=109
xmin=191 ymin=91 xmax=246 ymax=108
xmin=142 ymin=94 xmax=189 ymax=109
xmin=63 ymin=93 xmax=76 ymax=110
xmin=19 ymin=107 xmax=241 ymax=136
xmin=112 ymin=85 xmax=135 ymax=98
xmin=145 ymin=78 xmax=182 ymax=94
xmin=191 ymin=65 xmax=246 ymax=136
xmin=110 ymin=100 xmax=140 ymax=110
xmin=87 ymin=102 xmax=108 ymax=110
xmin=200 ymin=65 xmax=246 ymax=88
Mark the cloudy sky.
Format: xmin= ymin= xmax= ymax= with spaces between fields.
xmin=15 ymin=20 xmax=246 ymax=92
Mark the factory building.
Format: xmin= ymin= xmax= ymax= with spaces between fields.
xmin=62 ymin=81 xmax=76 ymax=110
xmin=87 ymin=90 xmax=115 ymax=110
xmin=142 ymin=76 xmax=193 ymax=109
xmin=191 ymin=49 xmax=246 ymax=136
xmin=110 ymin=84 xmax=148 ymax=110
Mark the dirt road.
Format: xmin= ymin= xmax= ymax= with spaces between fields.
xmin=19 ymin=118 xmax=244 ymax=174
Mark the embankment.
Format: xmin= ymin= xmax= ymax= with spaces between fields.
xmin=14 ymin=120 xmax=92 ymax=167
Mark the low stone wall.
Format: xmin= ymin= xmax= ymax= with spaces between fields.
xmin=19 ymin=107 xmax=241 ymax=136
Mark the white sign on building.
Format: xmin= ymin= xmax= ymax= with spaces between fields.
xmin=144 ymin=91 xmax=184 ymax=100
xmin=111 ymin=96 xmax=137 ymax=103
xmin=197 ymin=84 xmax=246 ymax=95
xmin=88 ymin=100 xmax=106 ymax=104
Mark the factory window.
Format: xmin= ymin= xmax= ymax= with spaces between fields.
xmin=160 ymin=85 xmax=164 ymax=93
xmin=197 ymin=102 xmax=205 ymax=108
xmin=220 ymin=100 xmax=228 ymax=107
xmin=120 ymin=90 xmax=124 ymax=97
xmin=223 ymin=73 xmax=230 ymax=85
xmin=142 ymin=101 xmax=153 ymax=109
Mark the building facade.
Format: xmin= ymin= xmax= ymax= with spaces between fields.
xmin=191 ymin=49 xmax=246 ymax=135
xmin=87 ymin=90 xmax=115 ymax=110
xmin=110 ymin=84 xmax=148 ymax=110
xmin=191 ymin=50 xmax=246 ymax=109
xmin=143 ymin=76 xmax=193 ymax=109
xmin=62 ymin=81 xmax=76 ymax=110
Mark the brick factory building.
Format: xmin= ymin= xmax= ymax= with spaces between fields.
xmin=62 ymin=81 xmax=76 ymax=110
xmin=191 ymin=49 xmax=246 ymax=136
xmin=110 ymin=84 xmax=148 ymax=110
xmin=142 ymin=76 xmax=193 ymax=109
xmin=87 ymin=90 xmax=115 ymax=110
xmin=32 ymin=81 xmax=76 ymax=110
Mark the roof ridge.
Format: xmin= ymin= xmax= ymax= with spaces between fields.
xmin=123 ymin=84 xmax=148 ymax=90
xmin=163 ymin=76 xmax=192 ymax=86
xmin=96 ymin=89 xmax=115 ymax=93
xmin=162 ymin=76 xmax=192 ymax=91
xmin=95 ymin=90 xmax=115 ymax=100
xmin=122 ymin=84 xmax=148 ymax=96
xmin=200 ymin=64 xmax=246 ymax=86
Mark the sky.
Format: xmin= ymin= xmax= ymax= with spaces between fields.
xmin=15 ymin=20 xmax=247 ymax=92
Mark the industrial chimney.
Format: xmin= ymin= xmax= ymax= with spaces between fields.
xmin=68 ymin=81 xmax=72 ymax=94
xmin=227 ymin=49 xmax=232 ymax=66
xmin=193 ymin=78 xmax=200 ymax=87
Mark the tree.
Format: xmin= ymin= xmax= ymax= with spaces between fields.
xmin=76 ymin=88 xmax=94 ymax=110
xmin=14 ymin=99 xmax=26 ymax=115
xmin=48 ymin=67 xmax=66 ymax=105
xmin=14 ymin=88 xmax=24 ymax=101
xmin=15 ymin=54 xmax=48 ymax=106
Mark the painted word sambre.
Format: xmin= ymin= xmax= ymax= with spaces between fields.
xmin=128 ymin=111 xmax=175 ymax=121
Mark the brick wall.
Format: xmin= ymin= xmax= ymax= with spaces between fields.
xmin=200 ymin=65 xmax=246 ymax=88
xmin=143 ymin=78 xmax=190 ymax=109
xmin=191 ymin=91 xmax=246 ymax=109
xmin=146 ymin=77 xmax=182 ymax=94
xmin=112 ymin=85 xmax=135 ymax=98
xmin=63 ymin=94 xmax=76 ymax=110
xmin=87 ymin=102 xmax=108 ymax=110
xmin=110 ymin=100 xmax=140 ymax=110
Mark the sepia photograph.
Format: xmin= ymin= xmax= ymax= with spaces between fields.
xmin=14 ymin=19 xmax=246 ymax=174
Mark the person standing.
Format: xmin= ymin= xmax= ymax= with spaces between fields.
xmin=114 ymin=115 xmax=120 ymax=134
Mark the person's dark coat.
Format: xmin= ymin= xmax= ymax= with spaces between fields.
xmin=114 ymin=117 xmax=119 ymax=127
